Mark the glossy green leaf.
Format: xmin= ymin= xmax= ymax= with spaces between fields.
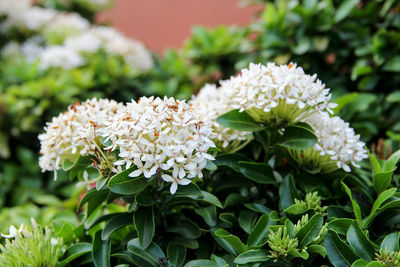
xmin=167 ymin=218 xmax=201 ymax=239
xmin=247 ymin=214 xmax=270 ymax=247
xmin=167 ymin=243 xmax=186 ymax=267
xmin=184 ymin=260 xmax=217 ymax=267
xmin=335 ymin=0 xmax=359 ymax=22
xmin=295 ymin=214 xmax=323 ymax=248
xmin=133 ymin=206 xmax=155 ymax=249
xmin=211 ymin=228 xmax=246 ymax=255
xmin=342 ymin=182 xmax=363 ymax=225
xmin=214 ymin=153 xmax=249 ymax=171
xmin=101 ymin=213 xmax=133 ymax=240
xmin=364 ymin=188 xmax=396 ymax=226
xmin=92 ymin=231 xmax=111 ymax=267
xmin=351 ymin=259 xmax=369 ymax=267
xmin=57 ymin=243 xmax=92 ymax=266
xmin=127 ymin=238 xmax=165 ymax=266
xmin=279 ymin=122 xmax=317 ymax=150
xmin=216 ymin=109 xmax=265 ymax=131
xmin=135 ymin=190 xmax=155 ymax=206
xmin=108 ymin=167 xmax=148 ymax=195
xmin=195 ymin=206 xmax=217 ymax=227
xmin=308 ymin=245 xmax=327 ymax=257
xmin=244 ymin=203 xmax=272 ymax=215
xmin=347 ymin=222 xmax=376 ymax=261
xmin=238 ymin=161 xmax=275 ymax=184
xmin=324 ymin=230 xmax=358 ymax=267
xmin=279 ymin=175 xmax=301 ymax=210
xmin=186 ymin=191 xmax=223 ymax=208
xmin=380 ymin=232 xmax=400 ymax=252
xmin=238 ymin=210 xmax=257 ymax=234
xmin=234 ymin=249 xmax=269 ymax=264
xmin=327 ymin=218 xmax=354 ymax=236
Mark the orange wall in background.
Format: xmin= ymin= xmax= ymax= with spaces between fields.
xmin=97 ymin=0 xmax=262 ymax=54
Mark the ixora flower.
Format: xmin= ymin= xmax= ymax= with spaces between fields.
xmin=221 ymin=62 xmax=337 ymax=126
xmin=102 ymin=96 xmax=215 ymax=194
xmin=38 ymin=46 xmax=85 ymax=70
xmin=288 ymin=112 xmax=368 ymax=173
xmin=1 ymin=224 xmax=24 ymax=239
xmin=0 ymin=218 xmax=63 ymax=267
xmin=190 ymin=83 xmax=249 ymax=150
xmin=39 ymin=98 xmax=124 ymax=174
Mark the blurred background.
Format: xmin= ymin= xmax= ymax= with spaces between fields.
xmin=97 ymin=0 xmax=262 ymax=53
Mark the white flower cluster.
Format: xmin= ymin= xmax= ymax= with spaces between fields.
xmin=190 ymin=84 xmax=249 ymax=149
xmin=221 ymin=62 xmax=337 ymax=124
xmin=39 ymin=98 xmax=124 ymax=173
xmin=0 ymin=0 xmax=153 ymax=71
xmin=301 ymin=112 xmax=367 ymax=172
xmin=102 ymin=96 xmax=215 ymax=194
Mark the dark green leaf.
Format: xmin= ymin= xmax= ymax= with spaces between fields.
xmin=211 ymin=228 xmax=246 ymax=255
xmin=380 ymin=232 xmax=400 ymax=252
xmin=308 ymin=245 xmax=327 ymax=257
xmin=167 ymin=218 xmax=201 ymax=239
xmin=108 ymin=167 xmax=148 ymax=195
xmin=167 ymin=243 xmax=186 ymax=267
xmin=247 ymin=214 xmax=270 ymax=247
xmin=279 ymin=122 xmax=317 ymax=150
xmin=184 ymin=260 xmax=217 ymax=267
xmin=347 ymin=222 xmax=376 ymax=261
xmin=238 ymin=210 xmax=258 ymax=234
xmin=58 ymin=243 xmax=92 ymax=266
xmin=238 ymin=161 xmax=275 ymax=184
xmin=335 ymin=0 xmax=359 ymax=22
xmin=195 ymin=206 xmax=217 ymax=227
xmin=327 ymin=218 xmax=354 ymax=236
xmin=101 ymin=213 xmax=133 ymax=240
xmin=216 ymin=109 xmax=265 ymax=131
xmin=342 ymin=183 xmax=363 ymax=225
xmin=133 ymin=206 xmax=155 ymax=249
xmin=92 ymin=231 xmax=111 ymax=267
xmin=324 ymin=230 xmax=358 ymax=267
xmin=279 ymin=175 xmax=301 ymax=210
xmin=295 ymin=214 xmax=323 ymax=248
xmin=234 ymin=249 xmax=269 ymax=264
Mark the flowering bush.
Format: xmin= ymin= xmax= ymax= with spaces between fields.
xmin=2 ymin=62 xmax=390 ymax=267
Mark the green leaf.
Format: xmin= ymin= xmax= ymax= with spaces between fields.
xmin=279 ymin=175 xmax=301 ymax=210
xmin=283 ymin=204 xmax=307 ymax=215
xmin=244 ymin=203 xmax=272 ymax=214
xmin=383 ymin=150 xmax=400 ymax=172
xmin=324 ymin=230 xmax=358 ymax=267
xmin=347 ymin=222 xmax=376 ymax=261
xmin=295 ymin=214 xmax=324 ymax=248
xmin=342 ymin=182 xmax=363 ymax=225
xmin=184 ymin=260 xmax=217 ymax=267
xmin=195 ymin=206 xmax=217 ymax=227
xmin=134 ymin=206 xmax=155 ymax=249
xmin=335 ymin=0 xmax=359 ymax=22
xmin=308 ymin=245 xmax=327 ymax=257
xmin=364 ymin=188 xmax=396 ymax=226
xmin=238 ymin=210 xmax=257 ymax=234
xmin=127 ymin=238 xmax=165 ymax=266
xmin=387 ymin=91 xmax=400 ymax=103
xmin=167 ymin=243 xmax=186 ymax=267
xmin=214 ymin=153 xmax=249 ymax=171
xmin=383 ymin=55 xmax=400 ymax=72
xmin=77 ymin=188 xmax=107 ymax=212
xmin=327 ymin=219 xmax=354 ymax=236
xmin=211 ymin=228 xmax=246 ymax=255
xmin=92 ymin=231 xmax=111 ymax=267
xmin=108 ymin=167 xmax=148 ymax=195
xmin=234 ymin=249 xmax=269 ymax=264
xmin=247 ymin=214 xmax=270 ymax=247
xmin=369 ymin=152 xmax=382 ymax=174
xmin=101 ymin=213 xmax=133 ymax=240
xmin=186 ymin=191 xmax=223 ymax=208
xmin=210 ymin=254 xmax=228 ymax=267
xmin=279 ymin=122 xmax=317 ymax=150
xmin=351 ymin=259 xmax=369 ymax=267
xmin=216 ymin=109 xmax=265 ymax=131
xmin=135 ymin=190 xmax=155 ymax=206
xmin=167 ymin=218 xmax=201 ymax=239
xmin=238 ymin=161 xmax=275 ymax=184
xmin=380 ymin=232 xmax=400 ymax=252
xmin=57 ymin=243 xmax=92 ymax=266
xmin=365 ymin=262 xmax=384 ymax=267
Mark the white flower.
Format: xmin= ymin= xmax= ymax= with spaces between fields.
xmin=2 ymin=7 xmax=57 ymax=31
xmin=161 ymin=174 xmax=191 ymax=194
xmin=1 ymin=224 xmax=24 ymax=238
xmin=289 ymin=112 xmax=368 ymax=173
xmin=0 ymin=0 xmax=31 ymax=16
xmin=38 ymin=46 xmax=85 ymax=70
xmin=1 ymin=42 xmax=21 ymax=58
xmin=39 ymin=98 xmax=124 ymax=173
xmin=222 ymin=62 xmax=337 ymax=125
xmin=44 ymin=12 xmax=89 ymax=39
xmin=64 ymin=31 xmax=102 ymax=53
xmin=190 ymin=83 xmax=249 ymax=150
xmin=102 ymin=96 xmax=215 ymax=194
